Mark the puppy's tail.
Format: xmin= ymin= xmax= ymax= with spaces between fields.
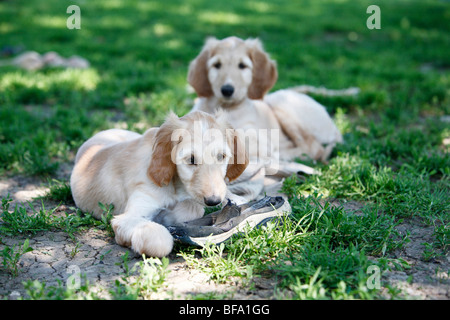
xmin=289 ymin=85 xmax=360 ymax=97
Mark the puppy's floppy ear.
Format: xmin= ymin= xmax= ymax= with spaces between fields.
xmin=226 ymin=129 xmax=249 ymax=182
xmin=188 ymin=38 xmax=218 ymax=97
xmin=246 ymin=38 xmax=278 ymax=100
xmin=147 ymin=113 xmax=179 ymax=187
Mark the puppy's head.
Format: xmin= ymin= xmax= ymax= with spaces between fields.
xmin=188 ymin=37 xmax=278 ymax=105
xmin=147 ymin=111 xmax=248 ymax=207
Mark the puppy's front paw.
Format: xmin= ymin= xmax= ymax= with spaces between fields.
xmin=131 ymin=222 xmax=173 ymax=258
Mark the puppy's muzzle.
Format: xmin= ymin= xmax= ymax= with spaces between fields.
xmin=221 ymin=84 xmax=234 ymax=98
xmin=204 ymin=196 xmax=222 ymax=207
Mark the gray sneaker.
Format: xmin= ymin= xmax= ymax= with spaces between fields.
xmin=167 ymin=196 xmax=291 ymax=246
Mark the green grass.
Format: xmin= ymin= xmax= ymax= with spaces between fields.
xmin=0 ymin=196 xmax=111 ymax=239
xmin=0 ymin=0 xmax=449 ymax=299
xmin=1 ymin=239 xmax=33 ymax=277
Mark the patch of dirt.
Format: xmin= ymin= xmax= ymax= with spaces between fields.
xmin=0 ymin=175 xmax=49 ymax=204
xmin=0 ymin=171 xmax=273 ymax=300
xmin=382 ymin=219 xmax=449 ymax=299
xmin=0 ymin=226 xmax=273 ymax=300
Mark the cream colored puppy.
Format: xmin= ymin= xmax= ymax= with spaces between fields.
xmin=188 ymin=36 xmax=343 ymax=164
xmin=70 ymin=111 xmax=248 ymax=257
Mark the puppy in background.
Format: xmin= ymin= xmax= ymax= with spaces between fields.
xmin=70 ymin=111 xmax=248 ymax=257
xmin=188 ymin=36 xmax=343 ymax=164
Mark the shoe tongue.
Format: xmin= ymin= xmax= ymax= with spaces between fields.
xmin=214 ymin=201 xmax=241 ymax=225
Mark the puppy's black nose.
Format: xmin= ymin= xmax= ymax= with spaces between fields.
xmin=204 ymin=196 xmax=222 ymax=207
xmin=221 ymin=84 xmax=234 ymax=98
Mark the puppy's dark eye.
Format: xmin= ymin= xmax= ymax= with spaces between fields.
xmin=190 ymin=155 xmax=197 ymax=165
xmin=217 ymin=153 xmax=226 ymax=162
xmin=214 ymin=62 xmax=222 ymax=69
xmin=238 ymin=62 xmax=247 ymax=69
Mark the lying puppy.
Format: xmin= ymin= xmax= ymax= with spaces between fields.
xmin=70 ymin=111 xmax=248 ymax=257
xmin=188 ymin=36 xmax=343 ymax=164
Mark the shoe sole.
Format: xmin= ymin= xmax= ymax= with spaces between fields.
xmin=172 ymin=198 xmax=291 ymax=247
